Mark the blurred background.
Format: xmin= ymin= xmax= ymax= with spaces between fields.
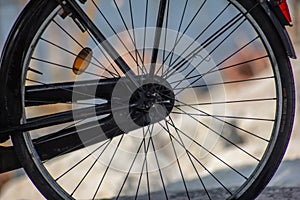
xmin=0 ymin=0 xmax=299 ymax=199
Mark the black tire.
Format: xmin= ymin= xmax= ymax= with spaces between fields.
xmin=0 ymin=0 xmax=295 ymax=199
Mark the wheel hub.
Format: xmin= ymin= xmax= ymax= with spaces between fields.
xmin=129 ymin=81 xmax=175 ymax=127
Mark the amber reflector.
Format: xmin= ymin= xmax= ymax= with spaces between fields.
xmin=73 ymin=47 xmax=93 ymax=75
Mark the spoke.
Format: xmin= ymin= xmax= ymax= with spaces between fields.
xmin=145 ymin=126 xmax=152 ymax=200
xmin=171 ymin=17 xmax=250 ymax=92
xmin=155 ymin=0 xmax=209 ymax=74
xmin=133 ymin=126 xmax=152 ymax=200
xmin=159 ymin=120 xmax=232 ymax=195
xmin=173 ymin=97 xmax=276 ymax=107
xmin=164 ymin=3 xmax=260 ymax=84
xmin=174 ymin=102 xmax=263 ymax=162
xmin=86 ymin=30 xmax=121 ymax=77
xmin=164 ymin=118 xmax=247 ymax=187
xmin=167 ymin=117 xmax=212 ymax=200
xmin=55 ymin=140 xmax=111 ymax=182
xmin=167 ymin=3 xmax=260 ymax=94
xmin=209 ymin=55 xmax=269 ymax=74
xmin=164 ymin=119 xmax=190 ymax=199
xmin=52 ymin=19 xmax=84 ymax=48
xmin=134 ymin=125 xmax=153 ymax=200
xmin=169 ymin=56 xmax=269 ymax=85
xmin=90 ymin=0 xmax=142 ymax=74
xmin=160 ymin=117 xmax=212 ymax=200
xmin=172 ymin=76 xmax=274 ymax=90
xmin=166 ymin=16 xmax=246 ymax=82
xmin=28 ymin=67 xmax=43 ymax=75
xmin=112 ymin=0 xmax=146 ymax=73
xmin=173 ymin=34 xmax=259 ymax=96
xmin=132 ymin=129 xmax=151 ymax=200
xmin=149 ymin=126 xmax=169 ymax=199
xmin=31 ymin=57 xmax=104 ymax=78
xmin=171 ymin=111 xmax=275 ymax=122
xmin=70 ymin=140 xmax=111 ymax=196
xmin=149 ymin=0 xmax=168 ymax=77
xmin=175 ymin=98 xmax=269 ymax=141
xmin=161 ymin=3 xmax=233 ymax=78
xmin=92 ymin=135 xmax=125 ymax=199
xmin=116 ymin=131 xmax=149 ymax=199
xmin=167 ymin=0 xmax=189 ymax=68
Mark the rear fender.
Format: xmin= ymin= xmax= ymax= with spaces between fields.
xmin=259 ymin=0 xmax=296 ymax=59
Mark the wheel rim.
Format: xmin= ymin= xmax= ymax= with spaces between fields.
xmin=13 ymin=0 xmax=286 ymax=199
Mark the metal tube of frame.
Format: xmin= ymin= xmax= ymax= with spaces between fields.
xmin=149 ymin=0 xmax=168 ymax=77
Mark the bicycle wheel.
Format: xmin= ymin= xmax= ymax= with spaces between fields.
xmin=0 ymin=0 xmax=295 ymax=199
